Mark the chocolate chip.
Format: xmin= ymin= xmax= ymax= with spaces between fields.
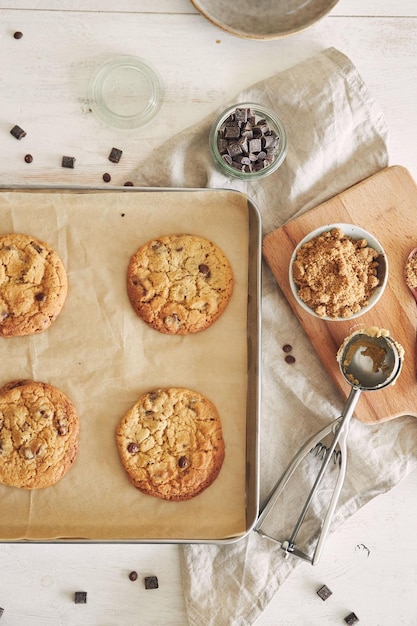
xmin=35 ymin=292 xmax=46 ymax=301
xmin=19 ymin=445 xmax=34 ymax=460
xmin=30 ymin=242 xmax=43 ymax=253
xmin=344 ymin=613 xmax=359 ymax=625
xmin=56 ymin=418 xmax=68 ymax=436
xmin=124 ymin=181 xmax=134 ymax=186
xmin=10 ymin=125 xmax=26 ymax=140
xmin=102 ymin=173 xmax=111 ymax=183
xmin=282 ymin=344 xmax=292 ymax=353
xmin=178 ymin=456 xmax=188 ymax=468
xmin=164 ymin=314 xmax=180 ymax=329
xmin=129 ymin=571 xmax=138 ymax=581
xmin=144 ymin=576 xmax=159 ymax=590
xmin=24 ymin=154 xmax=33 ymax=163
xmin=0 ymin=607 xmax=4 ymax=618
xmin=74 ymin=591 xmax=87 ymax=604
xmin=127 ymin=442 xmax=139 ymax=454
xmin=109 ymin=147 xmax=123 ymax=163
xmin=316 ymin=585 xmax=332 ymax=601
xmin=62 ymin=156 xmax=75 ymax=169
xmin=13 ymin=31 xmax=23 ymax=39
xmin=198 ymin=264 xmax=210 ymax=276
xmin=285 ymin=355 xmax=296 ymax=364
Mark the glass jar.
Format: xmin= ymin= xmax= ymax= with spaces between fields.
xmin=88 ymin=55 xmax=164 ymax=130
xmin=209 ymin=102 xmax=287 ymax=180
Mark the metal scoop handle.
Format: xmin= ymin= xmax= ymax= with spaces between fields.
xmin=255 ymin=386 xmax=361 ymax=565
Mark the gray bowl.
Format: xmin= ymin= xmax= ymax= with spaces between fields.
xmin=190 ymin=0 xmax=340 ymax=40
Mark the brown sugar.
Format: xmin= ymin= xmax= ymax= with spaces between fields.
xmin=292 ymin=227 xmax=380 ymax=318
xmin=405 ymin=255 xmax=417 ymax=289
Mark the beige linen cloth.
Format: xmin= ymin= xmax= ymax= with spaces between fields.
xmin=129 ymin=47 xmax=417 ymax=625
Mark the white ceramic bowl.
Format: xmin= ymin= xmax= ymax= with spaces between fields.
xmin=190 ymin=0 xmax=340 ymax=40
xmin=289 ymin=223 xmax=388 ymax=321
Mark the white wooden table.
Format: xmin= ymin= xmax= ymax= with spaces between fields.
xmin=1 ymin=2 xmax=417 ymax=624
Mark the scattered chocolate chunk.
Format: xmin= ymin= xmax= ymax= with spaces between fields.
xmin=62 ymin=156 xmax=75 ymax=169
xmin=129 ymin=571 xmax=138 ymax=581
xmin=35 ymin=292 xmax=46 ymax=301
xmin=285 ymin=355 xmax=296 ymax=364
xmin=74 ymin=591 xmax=87 ymax=604
xmin=127 ymin=442 xmax=139 ymax=454
xmin=102 ymin=172 xmax=111 ymax=183
xmin=144 ymin=575 xmax=159 ymax=590
xmin=178 ymin=456 xmax=188 ymax=468
xmin=13 ymin=31 xmax=23 ymax=39
xmin=24 ymin=154 xmax=33 ymax=163
xmin=10 ymin=125 xmax=26 ymax=140
xmin=316 ymin=584 xmax=332 ymax=601
xmin=0 ymin=607 xmax=4 ymax=618
xmin=282 ymin=344 xmax=292 ymax=353
xmin=344 ymin=613 xmax=359 ymax=625
xmin=109 ymin=147 xmax=123 ymax=163
xmin=124 ymin=181 xmax=134 ymax=187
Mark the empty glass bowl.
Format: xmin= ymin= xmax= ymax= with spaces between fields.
xmin=88 ymin=55 xmax=164 ymax=130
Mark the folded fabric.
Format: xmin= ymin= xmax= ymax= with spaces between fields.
xmin=129 ymin=47 xmax=417 ymax=626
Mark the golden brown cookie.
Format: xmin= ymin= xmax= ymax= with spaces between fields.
xmin=116 ymin=387 xmax=225 ymax=501
xmin=0 ymin=380 xmax=79 ymax=489
xmin=126 ymin=234 xmax=234 ymax=334
xmin=0 ymin=233 xmax=68 ymax=337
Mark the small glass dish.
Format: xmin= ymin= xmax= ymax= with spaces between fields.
xmin=209 ymin=102 xmax=287 ymax=180
xmin=88 ymin=55 xmax=164 ymax=130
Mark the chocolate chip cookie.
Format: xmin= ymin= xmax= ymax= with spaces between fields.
xmin=116 ymin=387 xmax=225 ymax=501
xmin=0 ymin=233 xmax=68 ymax=337
xmin=0 ymin=380 xmax=79 ymax=489
xmin=127 ymin=234 xmax=234 ymax=334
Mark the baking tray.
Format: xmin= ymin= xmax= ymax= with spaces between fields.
xmin=0 ymin=187 xmax=261 ymax=544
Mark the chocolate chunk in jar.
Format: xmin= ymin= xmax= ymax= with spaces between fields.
xmin=216 ymin=107 xmax=280 ymax=172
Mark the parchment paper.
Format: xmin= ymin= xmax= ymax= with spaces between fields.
xmin=0 ymin=188 xmax=250 ymax=540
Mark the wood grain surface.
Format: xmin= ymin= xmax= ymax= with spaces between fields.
xmin=263 ymin=165 xmax=417 ymax=424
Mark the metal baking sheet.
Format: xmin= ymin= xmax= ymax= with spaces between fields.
xmin=0 ymin=187 xmax=260 ymax=544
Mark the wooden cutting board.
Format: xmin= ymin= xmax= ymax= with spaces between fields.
xmin=263 ymin=165 xmax=417 ymax=424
